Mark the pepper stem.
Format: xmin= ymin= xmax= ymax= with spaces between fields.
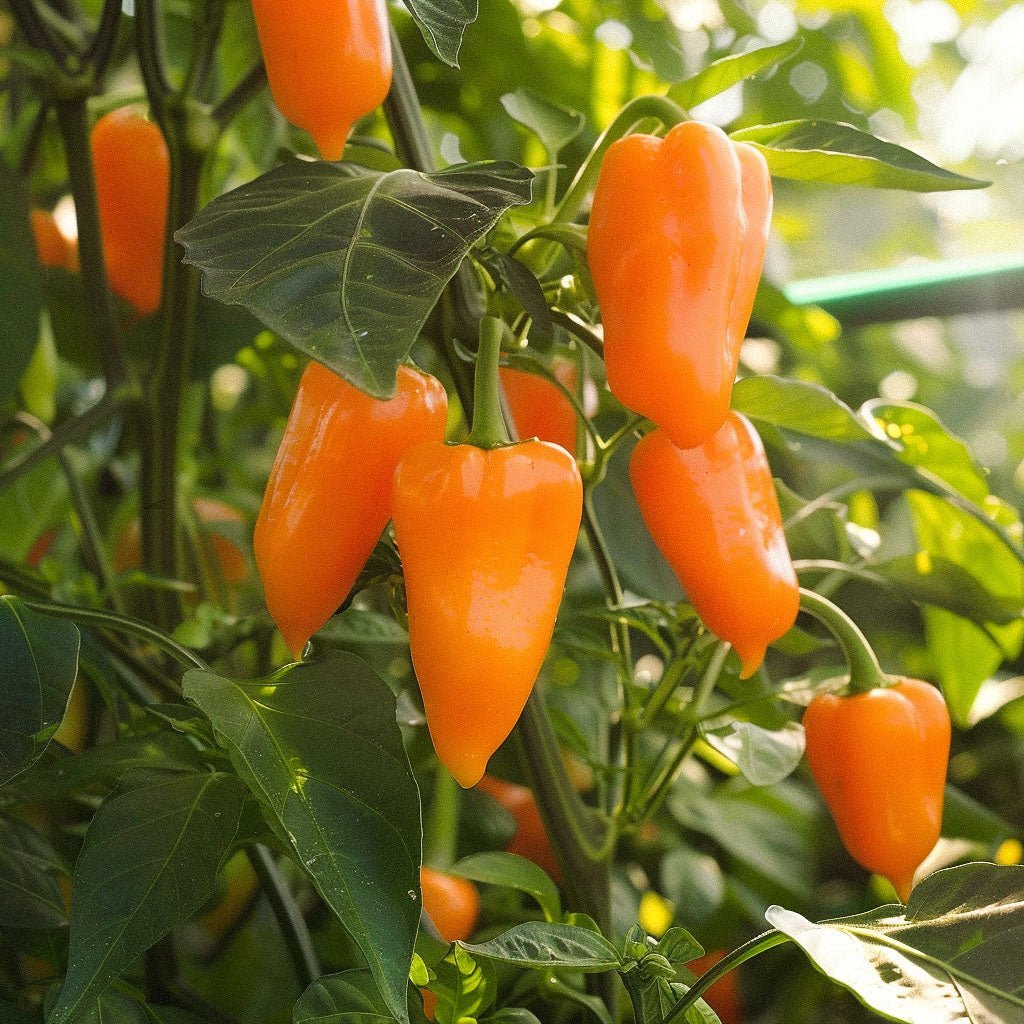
xmin=466 ymin=316 xmax=512 ymax=450
xmin=798 ymin=588 xmax=888 ymax=694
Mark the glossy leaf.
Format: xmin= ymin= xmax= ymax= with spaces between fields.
xmin=704 ymin=721 xmax=806 ymax=788
xmin=49 ymin=771 xmax=249 ymax=1024
xmin=405 ymin=0 xmax=479 ymax=67
xmin=460 ymin=923 xmax=623 ymax=972
xmin=500 ymin=90 xmax=585 ymax=154
xmin=669 ymin=38 xmax=804 ymax=110
xmin=452 ymin=852 xmax=561 ymax=922
xmin=733 ymin=375 xmax=876 ymax=442
xmin=294 ymin=970 xmax=429 ymax=1024
xmin=177 ymin=160 xmax=533 ymax=398
xmin=767 ymin=862 xmax=1024 ymax=1023
xmin=0 ymin=596 xmax=80 ymax=785
xmin=183 ymin=653 xmax=421 ymax=1022
xmin=731 ymin=120 xmax=990 ymax=191
xmin=0 ymin=816 xmax=67 ymax=930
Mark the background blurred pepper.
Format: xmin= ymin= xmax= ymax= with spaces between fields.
xmin=477 ymin=776 xmax=563 ymax=884
xmin=500 ymin=358 xmax=579 ymax=454
xmin=419 ymin=866 xmax=480 ymax=944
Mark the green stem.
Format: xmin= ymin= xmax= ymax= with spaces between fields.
xmin=182 ymin=0 xmax=226 ymax=100
xmin=213 ymin=61 xmax=267 ymax=128
xmin=20 ymin=598 xmax=207 ymax=671
xmin=798 ymin=588 xmax=888 ymax=694
xmin=85 ymin=0 xmax=123 ymax=71
xmin=8 ymin=0 xmax=60 ymax=59
xmin=248 ymin=845 xmax=320 ymax=989
xmin=662 ymin=931 xmax=790 ymax=1024
xmin=466 ymin=317 xmax=512 ymax=449
xmin=549 ymin=309 xmax=604 ymax=360
xmin=54 ymin=98 xmax=129 ymax=390
xmin=640 ymin=656 xmax=691 ymax=729
xmin=423 ymin=767 xmax=461 ymax=870
xmin=554 ymin=94 xmax=686 ymax=224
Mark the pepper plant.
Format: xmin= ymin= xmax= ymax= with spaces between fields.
xmin=1 ymin=2 xmax=1023 ymax=1024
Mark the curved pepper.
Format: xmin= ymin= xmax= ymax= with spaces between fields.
xmin=500 ymin=359 xmax=579 ymax=454
xmin=90 ymin=108 xmax=169 ymax=315
xmin=250 ymin=0 xmax=392 ymax=161
xmin=629 ymin=412 xmax=798 ymax=677
xmin=419 ymin=866 xmax=480 ymax=943
xmin=804 ymin=678 xmax=950 ymax=903
xmin=255 ymin=361 xmax=448 ymax=659
xmin=393 ymin=439 xmax=582 ymax=788
xmin=588 ymin=121 xmax=772 ymax=449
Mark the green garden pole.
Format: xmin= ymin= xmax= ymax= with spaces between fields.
xmin=784 ymin=253 xmax=1024 ymax=326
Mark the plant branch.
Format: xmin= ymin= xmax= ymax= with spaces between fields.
xmin=86 ymin=0 xmax=124 ymax=71
xmin=248 ymin=845 xmax=320 ymax=988
xmin=8 ymin=0 xmax=60 ymax=59
xmin=134 ymin=0 xmax=171 ymax=120
xmin=213 ymin=61 xmax=267 ymax=128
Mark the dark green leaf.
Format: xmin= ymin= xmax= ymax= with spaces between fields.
xmin=48 ymin=771 xmax=248 ymax=1024
xmin=183 ymin=653 xmax=421 ymax=1022
xmin=480 ymin=252 xmax=552 ymax=337
xmin=316 ymin=609 xmax=409 ymax=648
xmin=178 ymin=160 xmax=533 ymax=398
xmin=733 ymin=376 xmax=875 ymax=442
xmin=767 ymin=863 xmax=1024 ymax=1023
xmin=460 ymin=923 xmax=622 ymax=972
xmin=500 ymin=90 xmax=585 ymax=154
xmin=0 ymin=596 xmax=80 ymax=785
xmin=730 ymin=120 xmax=989 ymax=191
xmin=0 ymin=817 xmax=67 ymax=930
xmin=660 ymin=849 xmax=725 ymax=928
xmin=294 ymin=969 xmax=429 ymax=1023
xmin=404 ymin=0 xmax=479 ymax=67
xmin=655 ymin=928 xmax=704 ymax=968
xmin=0 ymin=160 xmax=44 ymax=408
xmin=451 ymin=853 xmax=561 ymax=923
xmin=669 ymin=38 xmax=804 ymax=109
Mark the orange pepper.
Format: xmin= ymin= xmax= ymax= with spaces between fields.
xmin=256 ymin=361 xmax=448 ymax=659
xmin=477 ymin=776 xmax=563 ymax=884
xmin=90 ymin=109 xmax=169 ymax=315
xmin=804 ymin=678 xmax=950 ymax=903
xmin=588 ymin=121 xmax=772 ymax=450
xmin=250 ymin=0 xmax=392 ymax=161
xmin=30 ymin=209 xmax=74 ymax=270
xmin=419 ymin=866 xmax=480 ymax=943
xmin=629 ymin=413 xmax=798 ymax=677
xmin=688 ymin=951 xmax=743 ymax=1024
xmin=499 ymin=359 xmax=579 ymax=454
xmin=393 ymin=439 xmax=582 ymax=787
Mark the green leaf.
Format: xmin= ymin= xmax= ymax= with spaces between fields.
xmin=730 ymin=120 xmax=990 ymax=191
xmin=316 ymin=609 xmax=409 ymax=648
xmin=704 ymin=721 xmax=806 ymax=788
xmin=48 ymin=771 xmax=249 ymax=1024
xmin=0 ymin=817 xmax=67 ymax=930
xmin=404 ymin=0 xmax=479 ymax=67
xmin=177 ymin=160 xmax=533 ymax=399
xmin=767 ymin=863 xmax=1024 ymax=1024
xmin=294 ymin=969 xmax=429 ymax=1023
xmin=183 ymin=653 xmax=421 ymax=1023
xmin=659 ymin=849 xmax=725 ymax=928
xmin=500 ymin=90 xmax=585 ymax=154
xmin=460 ymin=923 xmax=622 ymax=972
xmin=0 ymin=160 xmax=44 ymax=408
xmin=451 ymin=852 xmax=561 ymax=923
xmin=655 ymin=928 xmax=704 ymax=968
xmin=429 ymin=946 xmax=496 ymax=1024
xmin=669 ymin=38 xmax=804 ymax=109
xmin=733 ymin=375 xmax=876 ymax=442
xmin=0 ymin=596 xmax=80 ymax=785
xmin=484 ymin=1011 xmax=543 ymax=1024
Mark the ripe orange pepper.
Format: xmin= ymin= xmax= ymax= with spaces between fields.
xmin=588 ymin=121 xmax=772 ymax=450
xmin=116 ymin=497 xmax=248 ymax=586
xmin=629 ymin=413 xmax=798 ymax=677
xmin=90 ymin=108 xmax=169 ymax=316
xmin=477 ymin=776 xmax=562 ymax=884
xmin=419 ymin=866 xmax=480 ymax=943
xmin=392 ymin=321 xmax=582 ymax=787
xmin=256 ymin=361 xmax=448 ymax=659
xmin=250 ymin=0 xmax=393 ymax=161
xmin=30 ymin=209 xmax=74 ymax=270
xmin=804 ymin=678 xmax=950 ymax=903
xmin=500 ymin=359 xmax=579 ymax=454
xmin=688 ymin=951 xmax=743 ymax=1024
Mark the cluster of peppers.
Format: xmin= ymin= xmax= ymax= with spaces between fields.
xmin=41 ymin=0 xmax=953 ymax=941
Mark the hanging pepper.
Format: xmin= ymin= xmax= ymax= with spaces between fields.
xmin=588 ymin=121 xmax=772 ymax=450
xmin=419 ymin=867 xmax=480 ymax=944
xmin=393 ymin=320 xmax=582 ymax=788
xmin=630 ymin=413 xmax=799 ymax=677
xmin=90 ymin=108 xmax=169 ymax=316
xmin=255 ymin=361 xmax=448 ymax=659
xmin=799 ymin=590 xmax=950 ymax=903
xmin=250 ymin=0 xmax=392 ymax=162
xmin=500 ymin=357 xmax=580 ymax=454
xmin=477 ymin=775 xmax=563 ymax=884
xmin=30 ymin=209 xmax=74 ymax=270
